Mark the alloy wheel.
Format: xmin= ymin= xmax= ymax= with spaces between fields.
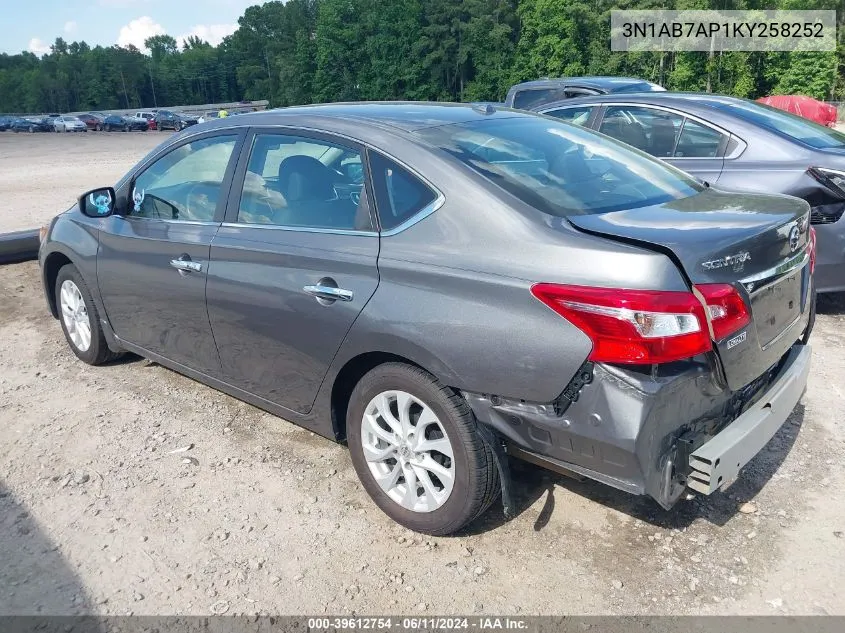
xmin=60 ymin=279 xmax=92 ymax=352
xmin=361 ymin=390 xmax=455 ymax=513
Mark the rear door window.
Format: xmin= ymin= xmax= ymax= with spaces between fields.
xmin=674 ymin=119 xmax=726 ymax=158
xmin=235 ymin=132 xmax=371 ymax=231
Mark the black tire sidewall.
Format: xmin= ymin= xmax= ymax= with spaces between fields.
xmin=55 ymin=264 xmax=111 ymax=365
xmin=347 ymin=364 xmax=483 ymax=535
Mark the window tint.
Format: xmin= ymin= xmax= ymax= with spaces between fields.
xmin=675 ymin=119 xmax=724 ymax=158
xmin=600 ymin=106 xmax=683 ymax=157
xmin=416 ymin=117 xmax=700 ymax=217
xmin=513 ymin=88 xmax=568 ymax=110
xmin=130 ymin=135 xmax=237 ymax=222
xmin=545 ymin=106 xmax=595 ymax=127
xmin=237 ymin=133 xmax=371 ymax=231
xmin=369 ymin=152 xmax=437 ymax=231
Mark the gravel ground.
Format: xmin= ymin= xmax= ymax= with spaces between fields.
xmin=0 ymin=133 xmax=844 ymax=617
xmin=0 ymin=131 xmax=171 ymax=233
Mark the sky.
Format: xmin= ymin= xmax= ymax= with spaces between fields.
xmin=1 ymin=0 xmax=268 ymax=56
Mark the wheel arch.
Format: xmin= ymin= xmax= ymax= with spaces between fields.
xmin=329 ymin=351 xmax=435 ymax=442
xmin=43 ymin=251 xmax=75 ymax=318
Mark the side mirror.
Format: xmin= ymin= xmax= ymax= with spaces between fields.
xmin=79 ymin=187 xmax=116 ymax=218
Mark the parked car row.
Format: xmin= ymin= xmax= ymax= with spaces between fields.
xmin=0 ymin=109 xmax=202 ymax=134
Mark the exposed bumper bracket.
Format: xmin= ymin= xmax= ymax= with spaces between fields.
xmin=688 ymin=344 xmax=811 ymax=495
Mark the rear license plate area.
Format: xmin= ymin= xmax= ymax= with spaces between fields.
xmin=751 ymin=271 xmax=801 ymax=347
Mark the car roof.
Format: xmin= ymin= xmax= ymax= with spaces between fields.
xmin=511 ymin=77 xmax=659 ymax=91
xmin=200 ymin=101 xmax=532 ymax=133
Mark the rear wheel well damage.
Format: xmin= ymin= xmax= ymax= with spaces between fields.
xmin=43 ymin=252 xmax=73 ymax=318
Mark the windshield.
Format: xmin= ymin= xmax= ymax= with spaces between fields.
xmin=715 ymin=100 xmax=845 ymax=150
xmin=416 ymin=116 xmax=700 ymax=217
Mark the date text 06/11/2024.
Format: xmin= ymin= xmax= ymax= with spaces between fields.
xmin=306 ymin=617 xmax=529 ymax=630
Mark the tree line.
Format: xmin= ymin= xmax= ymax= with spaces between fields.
xmin=1 ymin=0 xmax=843 ymax=115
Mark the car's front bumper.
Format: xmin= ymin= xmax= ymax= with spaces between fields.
xmin=466 ymin=342 xmax=811 ymax=509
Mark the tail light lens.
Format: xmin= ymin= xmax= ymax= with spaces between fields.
xmin=530 ymin=284 xmax=711 ymax=364
xmin=808 ymin=226 xmax=817 ymax=274
xmin=695 ymin=283 xmax=751 ymax=341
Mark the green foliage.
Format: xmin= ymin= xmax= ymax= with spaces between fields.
xmin=0 ymin=0 xmax=842 ymax=114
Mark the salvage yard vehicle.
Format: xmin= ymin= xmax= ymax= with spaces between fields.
xmin=77 ymin=113 xmax=105 ymax=131
xmin=53 ymin=115 xmax=88 ymax=132
xmin=155 ymin=109 xmax=198 ymax=131
xmin=39 ymin=103 xmax=815 ymax=535
xmin=532 ymin=93 xmax=845 ymax=294
xmin=103 ymin=114 xmax=148 ymax=132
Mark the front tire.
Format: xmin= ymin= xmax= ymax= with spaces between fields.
xmin=55 ymin=264 xmax=122 ymax=365
xmin=347 ymin=363 xmax=500 ymax=535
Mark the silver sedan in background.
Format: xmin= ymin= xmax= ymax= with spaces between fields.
xmin=53 ymin=115 xmax=88 ymax=133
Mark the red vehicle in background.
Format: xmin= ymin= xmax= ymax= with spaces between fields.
xmin=757 ymin=94 xmax=838 ymax=128
xmin=77 ymin=113 xmax=105 ymax=131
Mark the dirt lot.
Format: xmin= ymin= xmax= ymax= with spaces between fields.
xmin=1 ymin=132 xmax=844 ymax=617
xmin=0 ymin=131 xmax=171 ymax=233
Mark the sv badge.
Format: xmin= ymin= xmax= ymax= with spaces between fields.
xmin=726 ymin=331 xmax=747 ymax=349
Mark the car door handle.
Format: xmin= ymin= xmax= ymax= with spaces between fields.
xmin=303 ymin=284 xmax=354 ymax=302
xmin=170 ymin=257 xmax=203 ymax=273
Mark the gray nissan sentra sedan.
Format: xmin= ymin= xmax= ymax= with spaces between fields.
xmin=39 ymin=103 xmax=816 ymax=535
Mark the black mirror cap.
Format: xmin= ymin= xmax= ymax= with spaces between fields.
xmin=79 ymin=187 xmax=116 ymax=218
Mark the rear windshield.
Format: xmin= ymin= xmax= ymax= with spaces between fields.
xmin=715 ymin=100 xmax=845 ymax=149
xmin=416 ymin=116 xmax=700 ymax=217
xmin=613 ymin=82 xmax=666 ymax=93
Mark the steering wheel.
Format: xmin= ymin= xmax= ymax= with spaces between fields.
xmin=184 ymin=183 xmax=216 ymax=220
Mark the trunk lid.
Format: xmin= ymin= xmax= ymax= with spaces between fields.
xmin=568 ymin=188 xmax=813 ymax=390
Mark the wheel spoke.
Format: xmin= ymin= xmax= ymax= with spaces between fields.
xmin=362 ymin=442 xmax=397 ymax=463
xmin=363 ymin=412 xmax=397 ymax=447
xmin=395 ymin=391 xmax=414 ymax=437
xmin=377 ymin=393 xmax=402 ymax=435
xmin=415 ymin=454 xmax=454 ymax=486
xmin=414 ymin=436 xmax=453 ymax=459
xmin=413 ymin=466 xmax=443 ymax=511
xmin=373 ymin=462 xmax=402 ymax=493
xmin=400 ymin=466 xmax=419 ymax=508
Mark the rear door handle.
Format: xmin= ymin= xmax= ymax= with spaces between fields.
xmin=303 ymin=284 xmax=354 ymax=302
xmin=170 ymin=256 xmax=203 ymax=274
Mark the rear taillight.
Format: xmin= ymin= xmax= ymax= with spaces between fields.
xmin=695 ymin=283 xmax=751 ymax=341
xmin=808 ymin=226 xmax=817 ymax=274
xmin=530 ymin=284 xmax=712 ymax=364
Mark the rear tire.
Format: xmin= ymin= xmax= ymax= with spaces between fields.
xmin=347 ymin=363 xmax=500 ymax=535
xmin=55 ymin=264 xmax=123 ymax=366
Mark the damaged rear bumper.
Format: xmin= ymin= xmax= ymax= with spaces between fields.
xmin=687 ymin=344 xmax=811 ymax=494
xmin=464 ymin=342 xmax=811 ymax=509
